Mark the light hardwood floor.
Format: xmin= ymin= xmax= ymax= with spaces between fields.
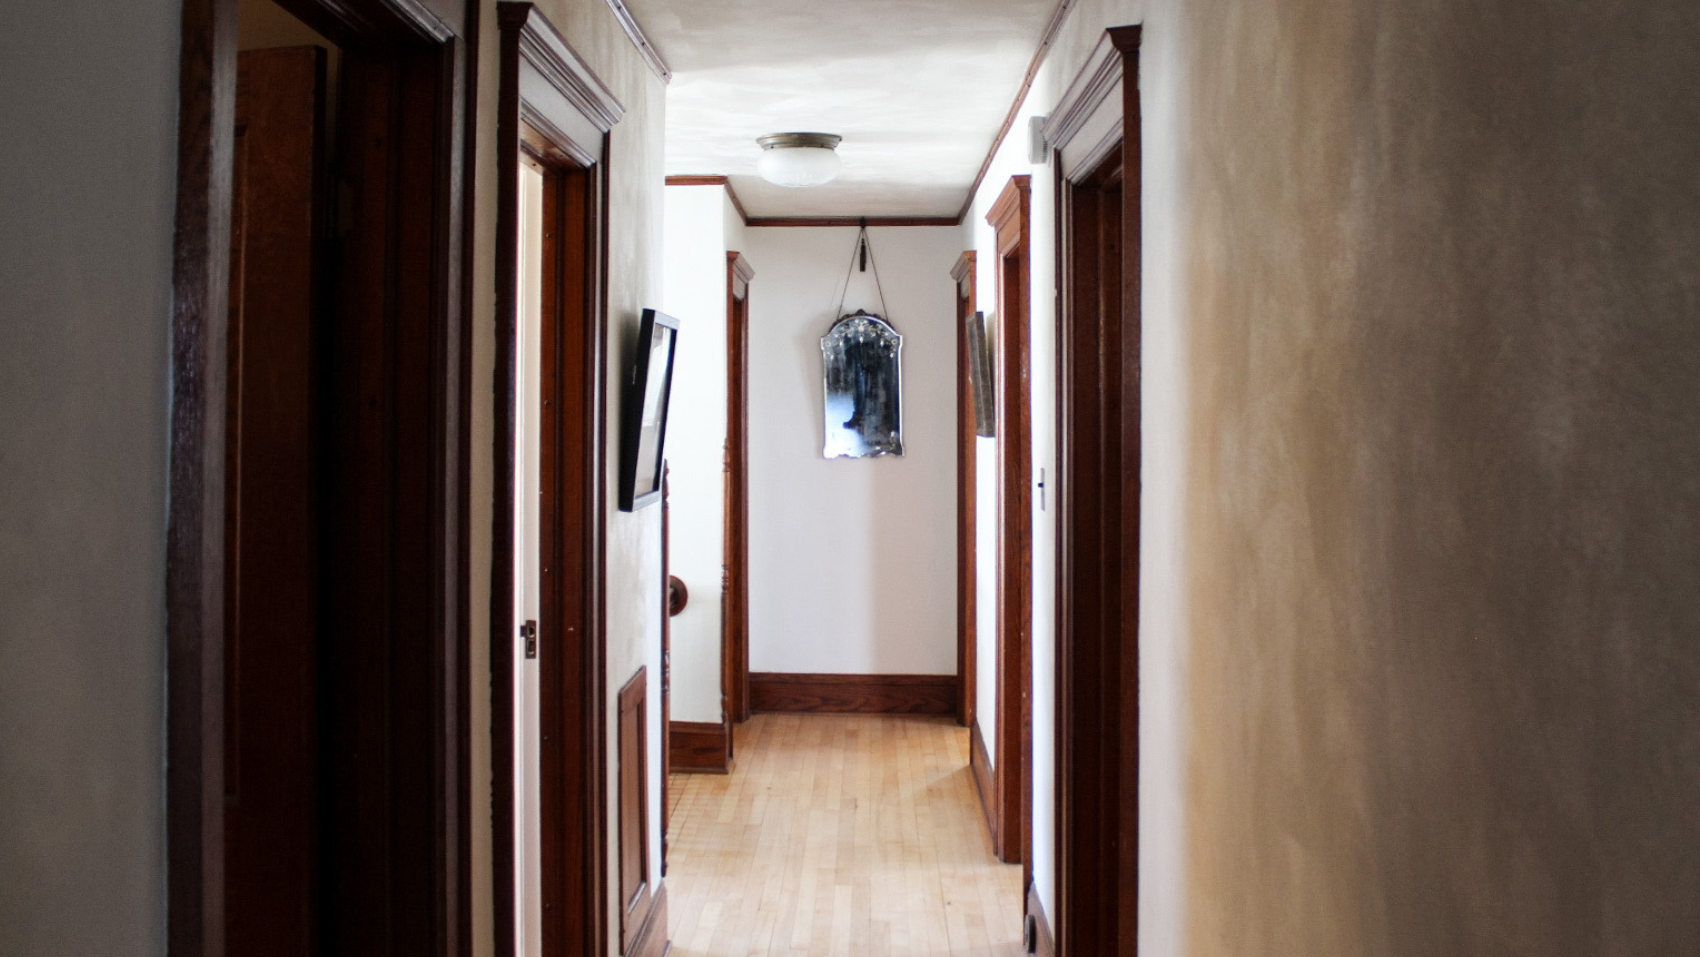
xmin=665 ymin=713 xmax=1025 ymax=957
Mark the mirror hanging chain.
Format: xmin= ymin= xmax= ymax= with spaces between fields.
xmin=832 ymin=217 xmax=893 ymax=327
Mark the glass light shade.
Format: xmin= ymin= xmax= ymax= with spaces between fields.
xmin=755 ymin=133 xmax=842 ymax=187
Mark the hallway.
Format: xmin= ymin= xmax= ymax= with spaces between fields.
xmin=666 ymin=715 xmax=1024 ymax=957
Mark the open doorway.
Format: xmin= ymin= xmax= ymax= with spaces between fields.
xmin=168 ymin=0 xmax=475 ymax=952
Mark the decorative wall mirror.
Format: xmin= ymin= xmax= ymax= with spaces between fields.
xmin=821 ymin=309 xmax=904 ymax=458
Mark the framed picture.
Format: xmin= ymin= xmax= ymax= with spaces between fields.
xmin=967 ymin=310 xmax=995 ymax=437
xmin=618 ymin=308 xmax=680 ymax=511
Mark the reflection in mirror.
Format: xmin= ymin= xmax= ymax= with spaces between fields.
xmin=821 ymin=310 xmax=904 ymax=458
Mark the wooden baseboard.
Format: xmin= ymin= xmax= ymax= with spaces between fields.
xmin=627 ymin=882 xmax=668 ymax=957
xmin=969 ymin=719 xmax=997 ymax=848
xmin=669 ymin=720 xmax=731 ymax=774
xmin=1026 ymin=883 xmax=1054 ymax=957
xmin=749 ymin=672 xmax=958 ymax=715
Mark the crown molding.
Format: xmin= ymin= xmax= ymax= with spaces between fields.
xmin=602 ymin=0 xmax=670 ymax=82
xmin=664 ymin=174 xmax=751 ymax=224
xmin=745 ymin=216 xmax=960 ymax=228
xmin=956 ymin=0 xmax=1077 ymax=221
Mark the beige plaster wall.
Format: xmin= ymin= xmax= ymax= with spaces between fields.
xmin=1163 ymin=0 xmax=1700 ymax=953
xmin=466 ymin=1 xmax=668 ymax=952
xmin=972 ymin=0 xmax=1700 ymax=953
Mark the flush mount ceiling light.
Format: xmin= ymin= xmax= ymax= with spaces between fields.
xmin=756 ymin=132 xmax=843 ymax=187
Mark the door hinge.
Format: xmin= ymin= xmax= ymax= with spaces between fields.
xmin=522 ymin=620 xmax=538 ymax=659
xmin=1024 ymin=914 xmax=1038 ymax=954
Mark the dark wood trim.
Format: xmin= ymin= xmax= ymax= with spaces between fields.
xmin=1028 ymin=884 xmax=1056 ymax=957
xmin=1052 ymin=26 xmax=1141 ymax=957
xmin=745 ymin=216 xmax=960 ymax=228
xmin=669 ymin=721 xmax=732 ymax=774
xmin=661 ymin=470 xmax=671 ymax=872
xmin=493 ymin=7 xmax=619 ymax=957
xmin=988 ymin=175 xmax=1033 ymax=871
xmin=626 ymin=884 xmax=670 ymax=957
xmin=170 ymin=0 xmax=475 ymax=953
xmin=724 ymin=252 xmax=753 ymax=724
xmin=617 ymin=668 xmax=655 ymax=955
xmin=956 ymin=0 xmax=1078 ymax=221
xmin=600 ymin=0 xmax=671 ymax=82
xmin=749 ymin=673 xmax=958 ymax=716
xmin=953 ymin=250 xmax=979 ymax=730
xmin=969 ymin=719 xmax=997 ymax=849
xmin=665 ymin=175 xmax=751 ymax=224
xmin=168 ymin=1 xmax=237 ymax=953
xmin=951 ymin=250 xmax=977 ymax=296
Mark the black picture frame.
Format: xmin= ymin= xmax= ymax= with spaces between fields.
xmin=618 ymin=308 xmax=680 ymax=511
xmin=967 ymin=310 xmax=996 ymax=437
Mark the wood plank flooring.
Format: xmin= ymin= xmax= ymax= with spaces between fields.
xmin=666 ymin=713 xmax=1025 ymax=957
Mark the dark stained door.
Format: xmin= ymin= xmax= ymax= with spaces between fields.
xmin=224 ymin=44 xmax=325 ymax=957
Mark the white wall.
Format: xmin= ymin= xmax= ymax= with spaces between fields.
xmin=743 ymin=226 xmax=963 ymax=676
xmin=0 ymin=0 xmax=180 ymax=953
xmin=661 ymin=184 xmax=730 ymax=724
xmin=963 ymin=76 xmax=1062 ymax=926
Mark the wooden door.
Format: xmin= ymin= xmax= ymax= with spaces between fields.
xmin=224 ymin=44 xmax=325 ymax=957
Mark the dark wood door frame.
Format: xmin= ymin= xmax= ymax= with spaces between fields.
xmin=723 ymin=251 xmax=754 ymax=726
xmin=988 ymin=176 xmax=1033 ymax=871
xmin=952 ymin=250 xmax=978 ymax=730
xmin=1042 ymin=25 xmax=1142 ymax=957
xmin=167 ymin=0 xmax=475 ymax=953
xmin=491 ymin=5 xmax=623 ymax=957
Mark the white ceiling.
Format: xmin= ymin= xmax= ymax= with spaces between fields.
xmin=623 ymin=0 xmax=1058 ymax=218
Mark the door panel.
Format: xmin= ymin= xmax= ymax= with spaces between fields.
xmin=225 ymin=44 xmax=325 ymax=957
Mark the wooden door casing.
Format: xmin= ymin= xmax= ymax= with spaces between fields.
xmin=491 ymin=7 xmax=623 ymax=957
xmin=953 ymin=250 xmax=978 ymax=730
xmin=988 ymin=176 xmax=1033 ymax=873
xmin=724 ymin=251 xmax=754 ymax=728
